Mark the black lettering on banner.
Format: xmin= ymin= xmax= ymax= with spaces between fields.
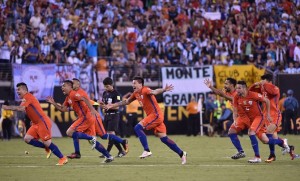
xmin=164 ymin=93 xmax=207 ymax=106
xmin=166 ymin=68 xmax=174 ymax=79
xmin=165 ymin=66 xmax=212 ymax=79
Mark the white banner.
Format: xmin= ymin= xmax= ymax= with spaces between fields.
xmin=13 ymin=64 xmax=56 ymax=100
xmin=161 ymin=66 xmax=213 ymax=106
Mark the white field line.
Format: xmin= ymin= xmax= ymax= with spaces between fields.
xmin=0 ymin=164 xmax=289 ymax=168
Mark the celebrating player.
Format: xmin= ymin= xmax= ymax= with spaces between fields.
xmin=72 ymin=78 xmax=128 ymax=157
xmin=249 ymin=74 xmax=294 ymax=162
xmin=46 ymin=80 xmax=113 ymax=163
xmin=2 ymin=82 xmax=68 ymax=166
xmin=105 ymin=76 xmax=187 ymax=164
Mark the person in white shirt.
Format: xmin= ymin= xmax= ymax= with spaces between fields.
xmin=66 ymin=51 xmax=79 ymax=65
xmin=293 ymin=42 xmax=300 ymax=62
xmin=285 ymin=62 xmax=297 ymax=74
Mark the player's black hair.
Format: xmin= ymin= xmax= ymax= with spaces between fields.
xmin=226 ymin=77 xmax=237 ymax=86
xmin=103 ymin=77 xmax=113 ymax=86
xmin=63 ymin=80 xmax=73 ymax=87
xmin=16 ymin=82 xmax=28 ymax=91
xmin=237 ymin=80 xmax=247 ymax=87
xmin=133 ymin=76 xmax=144 ymax=86
xmin=261 ymin=74 xmax=273 ymax=82
xmin=72 ymin=78 xmax=80 ymax=82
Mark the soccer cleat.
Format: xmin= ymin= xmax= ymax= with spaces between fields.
xmin=289 ymin=145 xmax=295 ymax=160
xmin=45 ymin=148 xmax=52 ymax=159
xmin=67 ymin=153 xmax=81 ymax=159
xmin=90 ymin=137 xmax=97 ymax=150
xmin=181 ymin=151 xmax=187 ymax=165
xmin=102 ymin=156 xmax=114 ymax=163
xmin=281 ymin=139 xmax=290 ymax=155
xmin=139 ymin=151 xmax=152 ymax=159
xmin=116 ymin=151 xmax=127 ymax=158
xmin=231 ymin=152 xmax=246 ymax=159
xmin=248 ymin=157 xmax=261 ymax=163
xmin=265 ymin=154 xmax=276 ymax=163
xmin=56 ymin=156 xmax=68 ymax=166
xmin=122 ymin=139 xmax=129 ymax=154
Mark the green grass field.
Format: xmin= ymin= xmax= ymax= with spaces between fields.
xmin=0 ymin=135 xmax=300 ymax=181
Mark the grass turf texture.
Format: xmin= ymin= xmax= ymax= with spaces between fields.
xmin=0 ymin=135 xmax=299 ymax=181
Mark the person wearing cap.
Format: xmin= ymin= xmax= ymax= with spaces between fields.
xmin=283 ymin=89 xmax=299 ymax=135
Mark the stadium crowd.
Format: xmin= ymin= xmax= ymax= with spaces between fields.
xmin=1 ymin=0 xmax=300 ymax=81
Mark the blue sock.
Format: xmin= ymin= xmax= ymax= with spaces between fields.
xmin=75 ymin=132 xmax=93 ymax=140
xmin=95 ymin=141 xmax=111 ymax=158
xmin=228 ymin=133 xmax=243 ymax=152
xmin=267 ymin=134 xmax=275 ymax=155
xmin=28 ymin=139 xmax=45 ymax=148
xmin=160 ymin=136 xmax=183 ymax=156
xmin=249 ymin=135 xmax=260 ymax=157
xmin=48 ymin=143 xmax=63 ymax=158
xmin=102 ymin=133 xmax=123 ymax=144
xmin=277 ymin=138 xmax=284 ymax=148
xmin=72 ymin=132 xmax=80 ymax=154
xmin=134 ymin=124 xmax=149 ymax=151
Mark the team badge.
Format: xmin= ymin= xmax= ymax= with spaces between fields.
xmin=243 ymin=101 xmax=247 ymax=105
xmin=248 ymin=101 xmax=252 ymax=105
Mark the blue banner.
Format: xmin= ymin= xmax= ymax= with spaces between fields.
xmin=13 ymin=64 xmax=56 ymax=100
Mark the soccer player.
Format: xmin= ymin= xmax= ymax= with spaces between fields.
xmin=105 ymin=76 xmax=187 ymax=164
xmin=46 ymin=80 xmax=113 ymax=163
xmin=72 ymin=78 xmax=128 ymax=157
xmin=234 ymin=81 xmax=289 ymax=163
xmin=249 ymin=74 xmax=294 ymax=162
xmin=204 ymin=78 xmax=247 ymax=160
xmin=2 ymin=82 xmax=68 ymax=166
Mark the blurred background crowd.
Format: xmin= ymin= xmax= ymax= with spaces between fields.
xmin=1 ymin=0 xmax=300 ymax=81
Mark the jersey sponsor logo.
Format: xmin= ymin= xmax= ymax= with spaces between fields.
xmin=108 ymin=98 xmax=112 ymax=104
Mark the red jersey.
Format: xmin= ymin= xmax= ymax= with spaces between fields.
xmin=63 ymin=90 xmax=91 ymax=118
xmin=249 ymin=83 xmax=280 ymax=116
xmin=76 ymin=88 xmax=89 ymax=99
xmin=233 ymin=91 xmax=265 ymax=120
xmin=130 ymin=86 xmax=163 ymax=116
xmin=225 ymin=89 xmax=237 ymax=105
xmin=20 ymin=93 xmax=50 ymax=125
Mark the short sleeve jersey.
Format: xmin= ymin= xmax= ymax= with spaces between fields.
xmin=130 ymin=86 xmax=163 ymax=116
xmin=102 ymin=89 xmax=121 ymax=113
xmin=20 ymin=93 xmax=49 ymax=124
xmin=63 ymin=90 xmax=90 ymax=118
xmin=233 ymin=91 xmax=265 ymax=120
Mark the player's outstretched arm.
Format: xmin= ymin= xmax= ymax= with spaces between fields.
xmin=46 ymin=96 xmax=68 ymax=112
xmin=204 ymin=78 xmax=232 ymax=100
xmin=81 ymin=96 xmax=98 ymax=117
xmin=2 ymin=105 xmax=25 ymax=112
xmin=151 ymin=84 xmax=174 ymax=95
xmin=105 ymin=97 xmax=134 ymax=110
